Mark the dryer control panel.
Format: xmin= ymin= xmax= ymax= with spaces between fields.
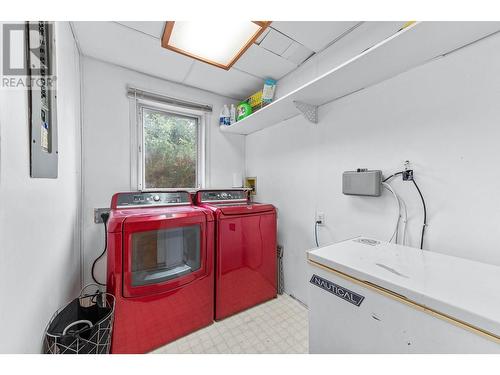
xmin=199 ymin=190 xmax=248 ymax=202
xmin=115 ymin=192 xmax=191 ymax=208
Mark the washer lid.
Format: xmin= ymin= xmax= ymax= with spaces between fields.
xmin=308 ymin=238 xmax=500 ymax=339
xmin=122 ymin=207 xmax=207 ymax=232
xmin=217 ymin=202 xmax=275 ymax=216
xmin=107 ymin=206 xmax=212 ymax=233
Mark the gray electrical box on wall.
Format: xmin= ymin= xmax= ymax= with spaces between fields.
xmin=27 ymin=21 xmax=58 ymax=178
xmin=343 ymin=169 xmax=382 ymax=196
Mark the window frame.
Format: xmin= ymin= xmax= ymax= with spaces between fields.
xmin=135 ymin=100 xmax=206 ymax=191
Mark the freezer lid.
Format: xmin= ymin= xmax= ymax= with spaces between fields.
xmin=307 ymin=238 xmax=500 ymax=339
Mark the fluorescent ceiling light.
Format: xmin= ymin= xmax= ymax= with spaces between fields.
xmin=162 ymin=21 xmax=270 ymax=70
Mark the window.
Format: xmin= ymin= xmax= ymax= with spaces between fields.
xmin=137 ymin=104 xmax=204 ymax=190
xmin=130 ymin=225 xmax=201 ymax=287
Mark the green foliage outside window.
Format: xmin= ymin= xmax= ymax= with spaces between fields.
xmin=143 ymin=108 xmax=198 ymax=188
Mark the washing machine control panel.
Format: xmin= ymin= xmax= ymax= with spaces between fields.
xmin=116 ymin=192 xmax=191 ymax=208
xmin=200 ymin=190 xmax=248 ymax=202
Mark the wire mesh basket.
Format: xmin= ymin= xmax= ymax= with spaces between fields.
xmin=44 ymin=284 xmax=115 ymax=354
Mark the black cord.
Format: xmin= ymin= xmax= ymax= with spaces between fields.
xmin=91 ymin=213 xmax=109 ymax=286
xmin=412 ymin=179 xmax=427 ymax=250
xmin=314 ymin=221 xmax=320 ymax=247
xmin=383 ymin=171 xmax=403 ymax=182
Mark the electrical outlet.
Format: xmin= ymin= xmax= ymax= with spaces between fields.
xmin=94 ymin=208 xmax=110 ymax=224
xmin=403 ymin=169 xmax=414 ymax=181
xmin=315 ymin=212 xmax=325 ymax=225
xmin=402 ymin=160 xmax=414 ymax=181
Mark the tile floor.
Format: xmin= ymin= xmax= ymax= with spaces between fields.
xmin=152 ymin=294 xmax=308 ymax=354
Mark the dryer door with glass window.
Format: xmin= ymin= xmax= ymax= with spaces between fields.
xmin=122 ymin=210 xmax=208 ymax=298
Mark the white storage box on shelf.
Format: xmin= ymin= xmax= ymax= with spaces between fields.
xmin=307 ymin=238 xmax=500 ymax=353
xmin=220 ymin=21 xmax=500 ymax=135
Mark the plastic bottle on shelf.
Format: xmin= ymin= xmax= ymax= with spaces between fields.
xmin=230 ymin=104 xmax=236 ymax=125
xmin=223 ymin=104 xmax=231 ymax=125
xmin=219 ymin=106 xmax=225 ymax=125
xmin=220 ymin=104 xmax=230 ymax=126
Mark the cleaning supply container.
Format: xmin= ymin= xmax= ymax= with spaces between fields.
xmin=262 ymin=79 xmax=276 ymax=105
xmin=237 ymin=101 xmax=252 ymax=121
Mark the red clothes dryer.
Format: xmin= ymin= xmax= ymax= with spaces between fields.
xmin=195 ymin=190 xmax=277 ymax=320
xmin=106 ymin=191 xmax=214 ymax=353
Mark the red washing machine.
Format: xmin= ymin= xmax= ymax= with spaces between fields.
xmin=195 ymin=189 xmax=277 ymax=320
xmin=106 ymin=191 xmax=214 ymax=353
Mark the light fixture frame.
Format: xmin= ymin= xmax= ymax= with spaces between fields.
xmin=161 ymin=21 xmax=271 ymax=70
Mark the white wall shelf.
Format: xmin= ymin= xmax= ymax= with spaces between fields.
xmin=220 ymin=21 xmax=500 ymax=135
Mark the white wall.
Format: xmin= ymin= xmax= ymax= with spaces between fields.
xmin=246 ymin=30 xmax=500 ymax=304
xmin=81 ymin=57 xmax=246 ymax=285
xmin=0 ymin=22 xmax=82 ymax=353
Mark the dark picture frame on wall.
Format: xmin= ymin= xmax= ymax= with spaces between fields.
xmin=26 ymin=21 xmax=58 ymax=178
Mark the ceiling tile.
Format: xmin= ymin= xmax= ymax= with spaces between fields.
xmin=281 ymin=42 xmax=314 ymax=65
xmin=115 ymin=21 xmax=166 ymax=39
xmin=72 ymin=22 xmax=193 ymax=83
xmin=234 ymin=44 xmax=298 ymax=80
xmin=271 ymin=21 xmax=360 ymax=52
xmin=255 ymin=27 xmax=271 ymax=43
xmin=259 ymin=29 xmax=293 ymax=55
xmin=72 ymin=21 xmax=400 ymax=100
xmin=183 ymin=61 xmax=263 ymax=99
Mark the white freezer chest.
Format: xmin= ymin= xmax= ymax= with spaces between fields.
xmin=307 ymin=238 xmax=500 ymax=353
